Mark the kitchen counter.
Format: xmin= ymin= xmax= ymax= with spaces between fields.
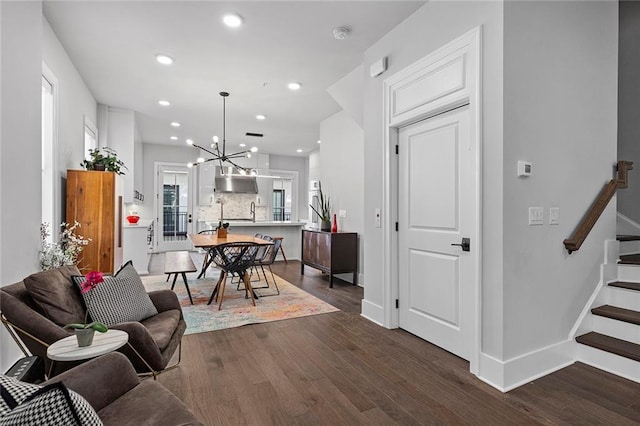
xmin=205 ymin=221 xmax=306 ymax=261
xmin=123 ymin=219 xmax=152 ymax=274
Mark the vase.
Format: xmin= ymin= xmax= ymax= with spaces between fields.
xmin=75 ymin=328 xmax=95 ymax=347
xmin=320 ymin=220 xmax=331 ymax=232
xmin=331 ymin=213 xmax=338 ymax=233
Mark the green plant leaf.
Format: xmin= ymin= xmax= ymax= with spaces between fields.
xmin=87 ymin=321 xmax=108 ymax=333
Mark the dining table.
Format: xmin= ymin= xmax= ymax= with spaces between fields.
xmin=188 ymin=233 xmax=273 ymax=302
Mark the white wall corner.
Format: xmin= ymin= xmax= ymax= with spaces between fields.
xmin=478 ymin=340 xmax=575 ymax=392
xmin=616 ymin=212 xmax=640 ymax=235
xmin=361 ymin=299 xmax=385 ymax=326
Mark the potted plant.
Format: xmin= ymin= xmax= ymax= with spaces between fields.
xmin=65 ymin=271 xmax=108 ymax=347
xmin=217 ymin=220 xmax=229 ymax=238
xmin=80 ymin=147 xmax=127 ymax=175
xmin=310 ymin=181 xmax=332 ymax=231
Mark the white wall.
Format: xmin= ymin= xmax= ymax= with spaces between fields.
xmin=502 ymin=1 xmax=618 ymax=359
xmin=618 ymin=1 xmax=640 ymax=225
xmin=42 ymin=17 xmax=97 ymax=180
xmin=319 ymin=111 xmax=365 ymax=284
xmin=362 ymin=1 xmax=505 ymax=357
xmin=0 ymin=0 xmax=43 ymax=371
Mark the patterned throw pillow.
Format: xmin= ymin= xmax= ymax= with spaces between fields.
xmin=72 ymin=261 xmax=158 ymax=326
xmin=0 ymin=376 xmax=102 ymax=426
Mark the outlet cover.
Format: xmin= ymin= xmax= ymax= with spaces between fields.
xmin=549 ymin=207 xmax=560 ymax=225
xmin=528 ymin=207 xmax=544 ymax=225
xmin=339 ymin=210 xmax=347 ymax=218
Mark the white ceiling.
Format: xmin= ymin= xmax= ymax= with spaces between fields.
xmin=43 ymin=1 xmax=425 ymax=157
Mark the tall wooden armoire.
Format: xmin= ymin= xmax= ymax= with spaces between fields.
xmin=66 ymin=170 xmax=123 ymax=274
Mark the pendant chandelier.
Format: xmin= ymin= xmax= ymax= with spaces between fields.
xmin=186 ymin=91 xmax=258 ymax=175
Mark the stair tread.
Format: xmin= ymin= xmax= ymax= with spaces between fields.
xmin=609 ymin=281 xmax=640 ymax=291
xmin=619 ymin=253 xmax=640 ymax=265
xmin=617 ymin=234 xmax=640 ymax=241
xmin=576 ymin=332 xmax=640 ymax=362
xmin=591 ymin=305 xmax=640 ymax=325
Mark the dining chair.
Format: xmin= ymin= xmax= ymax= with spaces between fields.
xmin=207 ymin=242 xmax=260 ymax=310
xmin=197 ymin=228 xmax=218 ymax=278
xmin=251 ymin=238 xmax=282 ymax=296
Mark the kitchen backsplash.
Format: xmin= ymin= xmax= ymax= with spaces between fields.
xmin=196 ymin=193 xmax=268 ymax=222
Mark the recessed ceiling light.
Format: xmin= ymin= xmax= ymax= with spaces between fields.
xmin=239 ymin=143 xmax=246 ymax=147
xmin=296 ymin=149 xmax=303 ymax=153
xmin=170 ymin=136 xmax=178 ymax=141
xmin=156 ymin=54 xmax=174 ymax=65
xmin=170 ymin=122 xmax=180 ymax=127
xmin=158 ymin=100 xmax=171 ymax=106
xmin=288 ymin=82 xmax=302 ymax=91
xmin=256 ymin=114 xmax=266 ymax=120
xmin=223 ymin=13 xmax=243 ymax=28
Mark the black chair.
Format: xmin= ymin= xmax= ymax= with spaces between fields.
xmin=197 ymin=228 xmax=218 ymax=278
xmin=251 ymin=238 xmax=282 ymax=296
xmin=207 ymin=242 xmax=260 ymax=310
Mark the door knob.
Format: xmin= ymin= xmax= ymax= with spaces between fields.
xmin=451 ymin=237 xmax=470 ymax=252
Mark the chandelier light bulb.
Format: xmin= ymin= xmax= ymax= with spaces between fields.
xmin=250 ymin=146 xmax=258 ymax=152
xmin=187 ymin=162 xmax=193 ymax=168
xmin=288 ymin=82 xmax=302 ymax=91
xmin=239 ymin=169 xmax=247 ymax=175
xmin=223 ymin=13 xmax=243 ymax=28
xmin=186 ymin=139 xmax=194 ymax=145
xmin=197 ymin=157 xmax=205 ymax=163
xmin=212 ymin=136 xmax=219 ymax=143
xmin=156 ymin=54 xmax=174 ymax=65
xmin=256 ymin=114 xmax=266 ymax=120
xmin=246 ymin=153 xmax=252 ymax=158
xmin=250 ymin=169 xmax=258 ymax=176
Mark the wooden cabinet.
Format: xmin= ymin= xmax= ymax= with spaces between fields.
xmin=301 ymin=229 xmax=357 ymax=287
xmin=66 ymin=170 xmax=123 ymax=274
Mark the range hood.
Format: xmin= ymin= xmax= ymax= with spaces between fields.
xmin=214 ymin=167 xmax=258 ymax=193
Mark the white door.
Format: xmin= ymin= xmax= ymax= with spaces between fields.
xmin=157 ymin=164 xmax=194 ymax=251
xmin=398 ymin=105 xmax=476 ymax=360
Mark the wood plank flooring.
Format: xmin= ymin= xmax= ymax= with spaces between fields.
xmin=150 ymin=257 xmax=640 ymax=425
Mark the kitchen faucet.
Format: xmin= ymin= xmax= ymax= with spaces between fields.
xmin=250 ymin=201 xmax=256 ymax=223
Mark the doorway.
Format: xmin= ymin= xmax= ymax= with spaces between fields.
xmin=156 ymin=164 xmax=193 ymax=251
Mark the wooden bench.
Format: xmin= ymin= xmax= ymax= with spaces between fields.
xmin=164 ymin=251 xmax=197 ymax=304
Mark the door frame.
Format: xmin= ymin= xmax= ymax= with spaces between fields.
xmin=381 ymin=27 xmax=482 ymax=374
xmin=153 ymin=162 xmax=195 ymax=252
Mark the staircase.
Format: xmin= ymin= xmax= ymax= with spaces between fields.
xmin=574 ymin=235 xmax=640 ymax=383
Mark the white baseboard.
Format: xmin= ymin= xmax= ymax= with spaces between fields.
xmin=478 ymin=340 xmax=575 ymax=392
xmin=361 ymin=299 xmax=384 ymax=326
xmin=577 ymin=344 xmax=640 ymax=384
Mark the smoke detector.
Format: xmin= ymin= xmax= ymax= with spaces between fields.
xmin=333 ymin=27 xmax=351 ymax=40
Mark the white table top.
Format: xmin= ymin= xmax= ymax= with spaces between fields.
xmin=47 ymin=329 xmax=128 ymax=362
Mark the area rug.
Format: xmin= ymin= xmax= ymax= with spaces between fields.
xmin=142 ymin=272 xmax=339 ymax=335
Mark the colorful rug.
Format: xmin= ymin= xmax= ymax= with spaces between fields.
xmin=142 ymin=271 xmax=339 ymax=335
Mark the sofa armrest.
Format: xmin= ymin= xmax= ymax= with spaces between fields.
xmin=44 ymin=352 xmax=139 ymax=412
xmin=109 ymin=321 xmax=165 ymax=371
xmin=148 ymin=289 xmax=183 ymax=315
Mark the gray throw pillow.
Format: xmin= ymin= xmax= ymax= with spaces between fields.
xmin=72 ymin=261 xmax=158 ymax=326
xmin=23 ymin=265 xmax=85 ymax=326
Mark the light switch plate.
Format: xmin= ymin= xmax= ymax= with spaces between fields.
xmin=375 ymin=208 xmax=381 ymax=228
xmin=549 ymin=207 xmax=560 ymax=225
xmin=528 ymin=207 xmax=544 ymax=225
xmin=339 ymin=210 xmax=347 ymax=218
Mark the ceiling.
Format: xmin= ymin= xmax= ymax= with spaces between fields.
xmin=43 ymin=1 xmax=425 ymax=157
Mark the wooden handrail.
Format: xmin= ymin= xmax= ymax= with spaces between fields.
xmin=564 ymin=160 xmax=633 ymax=253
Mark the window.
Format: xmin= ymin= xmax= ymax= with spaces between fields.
xmin=41 ymin=74 xmax=55 ymax=234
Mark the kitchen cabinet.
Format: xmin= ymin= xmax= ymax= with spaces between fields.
xmin=301 ymin=229 xmax=357 ymax=287
xmin=123 ymin=220 xmax=153 ymax=274
xmin=66 ymin=170 xmax=123 ymax=274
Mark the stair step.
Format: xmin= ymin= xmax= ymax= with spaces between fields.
xmin=619 ymin=254 xmax=640 ymax=265
xmin=576 ymin=332 xmax=640 ymax=362
xmin=617 ymin=234 xmax=640 ymax=242
xmin=608 ymin=281 xmax=640 ymax=292
xmin=591 ymin=305 xmax=640 ymax=325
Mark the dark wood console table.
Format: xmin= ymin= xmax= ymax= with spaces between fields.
xmin=301 ymin=229 xmax=357 ymax=288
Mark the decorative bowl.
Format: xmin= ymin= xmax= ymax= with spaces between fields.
xmin=126 ymin=215 xmax=140 ymax=224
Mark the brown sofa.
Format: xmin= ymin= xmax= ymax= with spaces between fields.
xmin=0 ymin=265 xmax=186 ymax=377
xmin=46 ymin=352 xmax=202 ymax=425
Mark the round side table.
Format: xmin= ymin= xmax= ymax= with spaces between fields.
xmin=46 ymin=329 xmax=128 ymax=377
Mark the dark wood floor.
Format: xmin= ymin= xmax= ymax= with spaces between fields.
xmin=156 ymin=259 xmax=640 ymax=425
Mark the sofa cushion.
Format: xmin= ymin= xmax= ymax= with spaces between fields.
xmin=97 ymin=380 xmax=201 ymax=426
xmin=0 ymin=376 xmax=101 ymax=425
xmin=140 ymin=310 xmax=181 ymax=350
xmin=23 ymin=265 xmax=85 ymax=326
xmin=73 ymin=262 xmax=158 ymax=327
